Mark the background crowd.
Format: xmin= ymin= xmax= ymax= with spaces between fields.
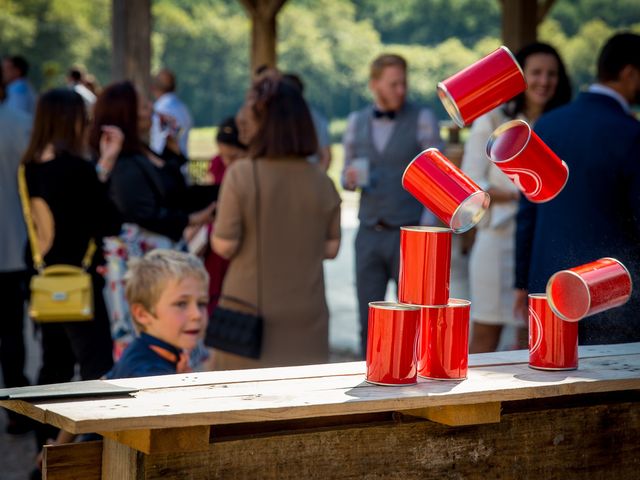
xmin=1 ymin=10 xmax=640 ymax=478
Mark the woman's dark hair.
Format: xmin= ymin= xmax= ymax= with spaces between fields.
xmin=21 ymin=88 xmax=87 ymax=164
xmin=504 ymin=42 xmax=572 ymax=118
xmin=246 ymin=70 xmax=318 ymax=159
xmin=89 ymin=80 xmax=142 ymax=155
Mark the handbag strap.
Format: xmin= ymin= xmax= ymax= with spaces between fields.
xmin=18 ymin=164 xmax=96 ymax=272
xmin=252 ymin=160 xmax=262 ymax=315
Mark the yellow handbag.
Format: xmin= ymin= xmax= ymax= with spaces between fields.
xmin=18 ymin=165 xmax=96 ymax=323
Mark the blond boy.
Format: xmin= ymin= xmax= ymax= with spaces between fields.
xmin=105 ymin=249 xmax=209 ymax=379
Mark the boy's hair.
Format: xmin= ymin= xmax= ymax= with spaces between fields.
xmin=125 ymin=250 xmax=209 ymax=330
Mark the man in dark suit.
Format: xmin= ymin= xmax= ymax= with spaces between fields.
xmin=515 ymin=33 xmax=640 ymax=345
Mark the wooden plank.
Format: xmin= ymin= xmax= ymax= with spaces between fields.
xmin=43 ymin=440 xmax=102 ymax=480
xmin=99 ymin=425 xmax=210 ymax=454
xmin=101 ymin=437 xmax=139 ymax=480
xmin=11 ymin=353 xmax=640 ymax=434
xmin=140 ymin=400 xmax=640 ymax=479
xmin=402 ymin=402 xmax=501 ymax=426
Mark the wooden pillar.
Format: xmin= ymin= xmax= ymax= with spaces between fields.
xmin=238 ymin=0 xmax=288 ymax=73
xmin=111 ymin=0 xmax=151 ymax=94
xmin=500 ymin=0 xmax=556 ymax=52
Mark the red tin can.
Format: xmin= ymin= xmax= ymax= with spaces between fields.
xmin=437 ymin=46 xmax=526 ymax=127
xmin=528 ymin=294 xmax=578 ymax=370
xmin=399 ymin=226 xmax=452 ymax=306
xmin=366 ymin=302 xmax=421 ymax=386
xmin=417 ymin=299 xmax=470 ymax=381
xmin=402 ymin=148 xmax=490 ymax=233
xmin=486 ymin=119 xmax=569 ymax=203
xmin=546 ymin=258 xmax=632 ymax=322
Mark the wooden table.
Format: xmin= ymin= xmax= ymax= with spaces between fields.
xmin=3 ymin=343 xmax=640 ymax=479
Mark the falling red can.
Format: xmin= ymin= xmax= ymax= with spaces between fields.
xmin=417 ymin=299 xmax=470 ymax=381
xmin=398 ymin=226 xmax=452 ymax=306
xmin=546 ymin=258 xmax=632 ymax=322
xmin=402 ymin=148 xmax=490 ymax=233
xmin=366 ymin=302 xmax=421 ymax=386
xmin=437 ymin=46 xmax=526 ymax=128
xmin=487 ymin=119 xmax=569 ymax=203
xmin=528 ymin=294 xmax=578 ymax=370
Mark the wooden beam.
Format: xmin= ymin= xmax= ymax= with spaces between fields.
xmin=501 ymin=0 xmax=538 ymax=52
xmin=99 ymin=425 xmax=210 ymax=454
xmin=402 ymin=402 xmax=501 ymax=426
xmin=238 ymin=0 xmax=288 ymax=72
xmin=102 ymin=437 xmax=140 ymax=480
xmin=139 ymin=400 xmax=640 ymax=479
xmin=538 ymin=0 xmax=557 ymax=24
xmin=43 ymin=440 xmax=102 ymax=480
xmin=111 ymin=0 xmax=151 ymax=93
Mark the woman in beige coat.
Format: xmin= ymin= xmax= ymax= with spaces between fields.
xmin=209 ymin=70 xmax=341 ymax=370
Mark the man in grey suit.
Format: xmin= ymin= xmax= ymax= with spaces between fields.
xmin=342 ymin=54 xmax=443 ymax=357
xmin=0 ymin=75 xmax=33 ymax=433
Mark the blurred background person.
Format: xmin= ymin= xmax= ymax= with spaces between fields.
xmin=66 ymin=66 xmax=96 ymax=110
xmin=462 ymin=42 xmax=572 ymax=353
xmin=2 ymin=55 xmax=37 ymax=115
xmin=150 ymin=68 xmax=193 ymax=159
xmin=283 ymin=72 xmax=332 ymax=170
xmin=203 ymin=116 xmax=247 ymax=314
xmin=0 ymin=70 xmax=33 ymax=435
xmin=515 ymin=33 xmax=640 ymax=345
xmin=21 ymin=88 xmax=122 ymax=451
xmin=341 ymin=53 xmax=443 ymax=357
xmin=89 ymin=81 xmax=215 ymax=355
xmin=208 ymin=70 xmax=341 ymax=370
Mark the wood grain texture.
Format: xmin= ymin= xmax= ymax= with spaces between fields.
xmin=403 ymin=401 xmax=501 ymax=426
xmin=139 ymin=400 xmax=640 ymax=480
xmin=101 ymin=437 xmax=140 ymax=480
xmin=16 ymin=352 xmax=640 ymax=434
xmin=99 ymin=426 xmax=210 ymax=454
xmin=43 ymin=440 xmax=102 ymax=480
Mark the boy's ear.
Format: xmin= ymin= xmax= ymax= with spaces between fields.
xmin=131 ymin=303 xmax=154 ymax=328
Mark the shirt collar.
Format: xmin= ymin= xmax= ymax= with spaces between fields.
xmin=139 ymin=332 xmax=183 ymax=365
xmin=588 ymin=84 xmax=631 ymax=114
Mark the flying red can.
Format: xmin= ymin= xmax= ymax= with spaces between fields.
xmin=398 ymin=226 xmax=452 ymax=306
xmin=402 ymin=148 xmax=490 ymax=233
xmin=417 ymin=299 xmax=470 ymax=381
xmin=546 ymin=258 xmax=632 ymax=322
xmin=487 ymin=119 xmax=569 ymax=203
xmin=528 ymin=293 xmax=578 ymax=370
xmin=437 ymin=46 xmax=526 ymax=128
xmin=366 ymin=302 xmax=421 ymax=386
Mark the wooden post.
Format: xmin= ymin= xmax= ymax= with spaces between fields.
xmin=238 ymin=0 xmax=288 ymax=72
xmin=500 ymin=0 xmax=556 ymax=52
xmin=111 ymin=0 xmax=151 ymax=94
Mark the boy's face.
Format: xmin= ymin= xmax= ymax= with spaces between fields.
xmin=134 ymin=276 xmax=209 ymax=352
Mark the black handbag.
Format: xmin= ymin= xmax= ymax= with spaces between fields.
xmin=206 ymin=160 xmax=264 ymax=359
xmin=207 ymin=296 xmax=263 ymax=359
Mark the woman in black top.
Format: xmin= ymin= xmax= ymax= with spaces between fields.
xmin=88 ymin=81 xmax=216 ymax=349
xmin=21 ymin=89 xmax=122 ymax=447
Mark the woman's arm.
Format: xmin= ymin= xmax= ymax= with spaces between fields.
xmin=211 ymin=162 xmax=244 ymax=260
xmin=212 ymin=237 xmax=239 ymax=259
xmin=324 ymin=199 xmax=341 ymax=260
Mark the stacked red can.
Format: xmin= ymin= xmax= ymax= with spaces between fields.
xmin=399 ymin=227 xmax=471 ymax=381
xmin=365 ymin=226 xmax=472 ymax=385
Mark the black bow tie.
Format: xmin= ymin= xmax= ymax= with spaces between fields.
xmin=373 ymin=109 xmax=396 ymax=120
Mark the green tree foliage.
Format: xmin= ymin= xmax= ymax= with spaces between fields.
xmin=153 ymin=0 xmax=250 ymax=126
xmin=1 ymin=0 xmax=639 ymax=126
xmin=0 ymin=0 xmax=110 ymax=89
